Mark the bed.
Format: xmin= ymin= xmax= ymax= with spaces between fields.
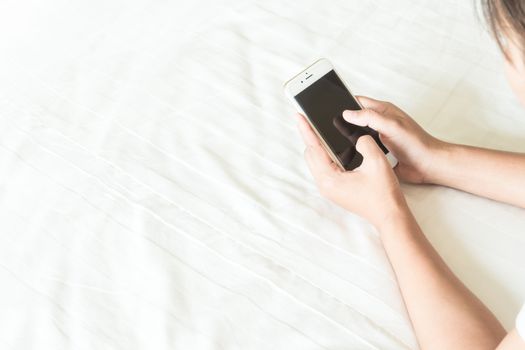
xmin=0 ymin=0 xmax=524 ymax=348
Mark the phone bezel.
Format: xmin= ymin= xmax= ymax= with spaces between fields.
xmin=283 ymin=58 xmax=397 ymax=170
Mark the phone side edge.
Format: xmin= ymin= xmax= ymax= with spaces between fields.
xmin=386 ymin=152 xmax=399 ymax=168
xmin=283 ymin=83 xmax=346 ymax=171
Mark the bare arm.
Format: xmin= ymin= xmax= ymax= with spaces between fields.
xmin=380 ymin=203 xmax=507 ymax=349
xmin=295 ymin=107 xmax=525 ymax=349
xmin=428 ymin=144 xmax=525 ymax=208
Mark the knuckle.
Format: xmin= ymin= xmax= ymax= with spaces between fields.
xmin=374 ymin=155 xmax=390 ymax=169
xmin=365 ymin=109 xmax=377 ymax=118
xmin=359 ymin=110 xmax=375 ymax=123
xmin=389 ymin=116 xmax=403 ymax=129
xmin=394 ymin=116 xmax=405 ymax=127
xmin=365 ymin=156 xmax=379 ymax=168
xmin=357 ymin=135 xmax=373 ymax=147
xmin=377 ymin=101 xmax=392 ymax=114
xmin=372 ymin=155 xmax=385 ymax=166
xmin=363 ymin=134 xmax=374 ymax=142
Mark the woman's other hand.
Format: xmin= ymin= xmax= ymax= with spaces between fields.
xmin=343 ymin=96 xmax=445 ymax=184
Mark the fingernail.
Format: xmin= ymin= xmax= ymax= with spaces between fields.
xmin=343 ymin=110 xmax=355 ymax=121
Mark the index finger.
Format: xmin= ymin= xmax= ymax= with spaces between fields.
xmin=356 ymin=96 xmax=391 ymax=114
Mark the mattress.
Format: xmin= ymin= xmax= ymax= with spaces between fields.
xmin=0 ymin=0 xmax=524 ymax=349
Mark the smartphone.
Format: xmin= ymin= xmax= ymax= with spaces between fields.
xmin=284 ymin=58 xmax=398 ymax=171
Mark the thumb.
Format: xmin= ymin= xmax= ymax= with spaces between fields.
xmin=355 ymin=135 xmax=385 ymax=165
xmin=342 ymin=109 xmax=394 ymax=136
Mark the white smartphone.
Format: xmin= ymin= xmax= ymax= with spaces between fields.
xmin=284 ymin=58 xmax=398 ymax=171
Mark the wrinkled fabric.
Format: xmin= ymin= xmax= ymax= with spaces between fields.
xmin=0 ymin=0 xmax=524 ymax=349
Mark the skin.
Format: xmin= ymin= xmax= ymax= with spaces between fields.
xmin=295 ymin=38 xmax=525 ymax=349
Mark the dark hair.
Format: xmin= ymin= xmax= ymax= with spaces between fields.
xmin=482 ymin=0 xmax=525 ymax=59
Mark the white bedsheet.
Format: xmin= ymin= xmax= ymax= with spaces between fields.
xmin=0 ymin=0 xmax=524 ymax=349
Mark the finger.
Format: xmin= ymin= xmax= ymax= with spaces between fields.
xmin=304 ymin=142 xmax=339 ymax=176
xmin=307 ymin=145 xmax=337 ymax=171
xmin=355 ymin=135 xmax=387 ymax=167
xmin=296 ymin=113 xmax=340 ymax=175
xmin=342 ymin=108 xmax=397 ymax=135
xmin=355 ymin=96 xmax=391 ymax=114
xmin=296 ymin=113 xmax=322 ymax=147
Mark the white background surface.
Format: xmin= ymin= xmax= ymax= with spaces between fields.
xmin=0 ymin=0 xmax=524 ymax=349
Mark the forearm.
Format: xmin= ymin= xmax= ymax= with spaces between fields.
xmin=379 ymin=203 xmax=506 ymax=349
xmin=427 ymin=143 xmax=525 ymax=208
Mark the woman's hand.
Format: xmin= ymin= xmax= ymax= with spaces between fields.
xmin=343 ymin=96 xmax=446 ymax=184
xmin=296 ymin=114 xmax=407 ymax=229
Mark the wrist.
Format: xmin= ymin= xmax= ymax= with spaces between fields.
xmin=376 ymin=202 xmax=418 ymax=241
xmin=374 ymin=193 xmax=411 ymax=232
xmin=421 ymin=139 xmax=455 ymax=185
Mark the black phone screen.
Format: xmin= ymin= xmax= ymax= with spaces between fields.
xmin=294 ymin=70 xmax=388 ymax=170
